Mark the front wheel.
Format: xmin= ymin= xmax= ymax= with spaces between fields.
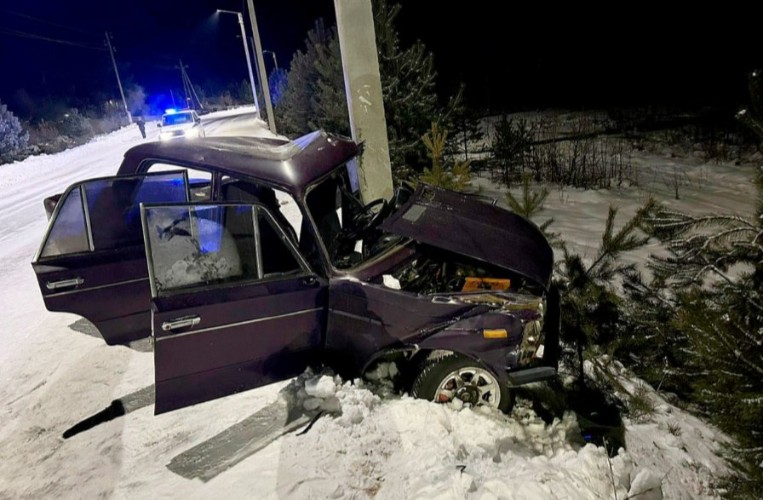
xmin=411 ymin=354 xmax=515 ymax=413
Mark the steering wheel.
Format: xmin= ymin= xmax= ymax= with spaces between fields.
xmin=350 ymin=198 xmax=387 ymax=227
xmin=339 ymin=198 xmax=391 ymax=249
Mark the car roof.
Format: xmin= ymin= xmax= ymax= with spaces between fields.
xmin=118 ymin=130 xmax=361 ymax=196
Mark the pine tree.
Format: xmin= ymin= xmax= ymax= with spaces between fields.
xmin=557 ymin=201 xmax=656 ymax=383
xmin=644 ymin=197 xmax=763 ymax=497
xmin=309 ymin=26 xmax=349 ymax=134
xmin=276 ymin=20 xmax=350 ymax=137
xmin=419 ymin=122 xmax=471 ymax=191
xmin=445 ymin=98 xmax=485 ymax=162
xmin=490 ymin=115 xmax=532 ymax=187
xmin=505 ymin=174 xmax=560 ymax=247
xmin=373 ymin=0 xmax=444 ymax=175
xmin=276 ymin=1 xmax=448 ymax=178
xmin=0 ymin=100 xmax=29 ymax=163
xmin=612 ymin=71 xmax=763 ymax=497
xmin=268 ymin=68 xmax=288 ymax=107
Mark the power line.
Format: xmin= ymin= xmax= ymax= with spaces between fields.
xmin=2 ymin=9 xmax=96 ymax=37
xmin=0 ymin=27 xmax=105 ymax=51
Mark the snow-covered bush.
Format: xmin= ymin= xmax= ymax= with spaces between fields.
xmin=0 ymin=100 xmax=29 ymax=163
xmin=58 ymin=108 xmax=93 ymax=142
xmin=27 ymin=119 xmax=72 ymax=155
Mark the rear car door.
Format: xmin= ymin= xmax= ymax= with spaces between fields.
xmin=31 ymin=171 xmax=189 ymax=345
xmin=142 ymin=203 xmax=326 ymax=414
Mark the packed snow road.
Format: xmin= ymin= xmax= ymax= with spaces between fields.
xmin=0 ymin=110 xmax=734 ymax=498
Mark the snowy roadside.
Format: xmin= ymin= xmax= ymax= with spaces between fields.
xmin=0 ymin=120 xmax=739 ymax=499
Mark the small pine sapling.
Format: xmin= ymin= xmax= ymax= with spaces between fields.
xmin=419 ymin=122 xmax=471 ymax=192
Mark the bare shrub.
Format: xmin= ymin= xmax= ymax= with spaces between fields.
xmin=489 ymin=114 xmax=636 ymax=189
xmin=27 ymin=120 xmax=71 ymax=154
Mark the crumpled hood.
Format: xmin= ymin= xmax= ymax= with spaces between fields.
xmin=380 ymin=185 xmax=554 ymax=289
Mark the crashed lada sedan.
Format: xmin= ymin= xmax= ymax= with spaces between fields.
xmin=32 ymin=131 xmax=560 ymax=414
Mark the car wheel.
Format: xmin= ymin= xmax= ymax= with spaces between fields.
xmin=411 ymin=353 xmax=514 ymax=413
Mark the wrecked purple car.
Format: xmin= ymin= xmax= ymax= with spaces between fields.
xmin=32 ymin=131 xmax=559 ymax=414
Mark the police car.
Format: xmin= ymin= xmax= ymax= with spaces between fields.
xmin=157 ymin=109 xmax=205 ymax=140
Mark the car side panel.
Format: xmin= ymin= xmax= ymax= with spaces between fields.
xmin=152 ymin=277 xmax=326 ymax=414
xmin=32 ymin=249 xmax=151 ymax=344
xmin=324 ymin=279 xmax=476 ymax=375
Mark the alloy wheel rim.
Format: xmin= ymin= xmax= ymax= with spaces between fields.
xmin=435 ymin=366 xmax=501 ymax=408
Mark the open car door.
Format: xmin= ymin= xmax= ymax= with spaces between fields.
xmin=32 ymin=171 xmax=189 ymax=345
xmin=142 ymin=203 xmax=326 ymax=414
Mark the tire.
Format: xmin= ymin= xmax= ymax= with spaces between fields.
xmin=410 ymin=354 xmax=515 ymax=413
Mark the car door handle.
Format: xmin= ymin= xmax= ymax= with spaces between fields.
xmin=162 ymin=315 xmax=201 ymax=332
xmin=46 ymin=277 xmax=84 ymax=290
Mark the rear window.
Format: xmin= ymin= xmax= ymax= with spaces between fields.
xmin=148 ymin=163 xmax=212 ymax=201
xmin=38 ymin=172 xmax=188 ymax=259
xmin=40 ymin=187 xmax=89 ymax=258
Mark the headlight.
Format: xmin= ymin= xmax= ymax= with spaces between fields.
xmin=518 ymin=319 xmax=544 ymax=365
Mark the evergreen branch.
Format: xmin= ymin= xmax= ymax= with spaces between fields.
xmin=693 ymin=322 xmax=763 ymax=377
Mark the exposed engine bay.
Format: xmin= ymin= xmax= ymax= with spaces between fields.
xmin=389 ymin=246 xmax=543 ymax=296
xmin=383 ymin=245 xmax=548 ymax=365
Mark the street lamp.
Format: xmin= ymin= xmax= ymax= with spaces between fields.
xmin=216 ymin=9 xmax=261 ymax=118
xmin=245 ymin=0 xmax=277 ymax=134
xmin=263 ymin=50 xmax=278 ymax=71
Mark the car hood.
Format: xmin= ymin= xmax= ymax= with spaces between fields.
xmin=380 ymin=185 xmax=554 ymax=289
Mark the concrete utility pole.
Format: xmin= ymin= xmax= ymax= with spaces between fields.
xmin=105 ymin=32 xmax=132 ymax=124
xmin=334 ymin=0 xmax=393 ymax=202
xmin=246 ymin=0 xmax=277 ymax=134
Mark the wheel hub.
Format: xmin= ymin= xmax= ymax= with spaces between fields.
xmin=455 ymin=385 xmax=481 ymax=404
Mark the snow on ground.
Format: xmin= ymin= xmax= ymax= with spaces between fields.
xmin=475 ymin=152 xmax=758 ymax=271
xmin=0 ymin=113 xmax=742 ymax=498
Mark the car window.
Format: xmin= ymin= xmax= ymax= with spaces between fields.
xmin=220 ymin=176 xmax=302 ymax=240
xmin=258 ymin=211 xmax=302 ymax=277
xmin=38 ymin=172 xmax=188 ymax=259
xmin=143 ymin=204 xmax=308 ymax=296
xmin=144 ymin=205 xmax=255 ymax=294
xmin=147 ymin=163 xmax=212 ymax=201
xmin=39 ymin=186 xmax=89 ymax=257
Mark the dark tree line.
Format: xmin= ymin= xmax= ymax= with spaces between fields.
xmin=273 ymin=0 xmax=465 ymax=180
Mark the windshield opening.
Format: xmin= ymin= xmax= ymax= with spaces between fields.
xmin=305 ymin=164 xmax=403 ymax=270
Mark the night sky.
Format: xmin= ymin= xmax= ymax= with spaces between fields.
xmin=0 ymin=1 xmax=760 ymax=118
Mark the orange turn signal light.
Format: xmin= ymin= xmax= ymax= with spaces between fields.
xmin=483 ymin=328 xmax=508 ymax=339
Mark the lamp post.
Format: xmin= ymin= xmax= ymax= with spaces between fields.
xmin=216 ymin=9 xmax=261 ymax=118
xmin=263 ymin=50 xmax=278 ymax=71
xmin=246 ymin=0 xmax=277 ymax=134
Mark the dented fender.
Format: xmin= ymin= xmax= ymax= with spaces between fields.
xmin=417 ymin=312 xmax=525 ymax=386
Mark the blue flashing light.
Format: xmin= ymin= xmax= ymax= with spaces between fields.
xmin=164 ymin=108 xmax=178 ymax=115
